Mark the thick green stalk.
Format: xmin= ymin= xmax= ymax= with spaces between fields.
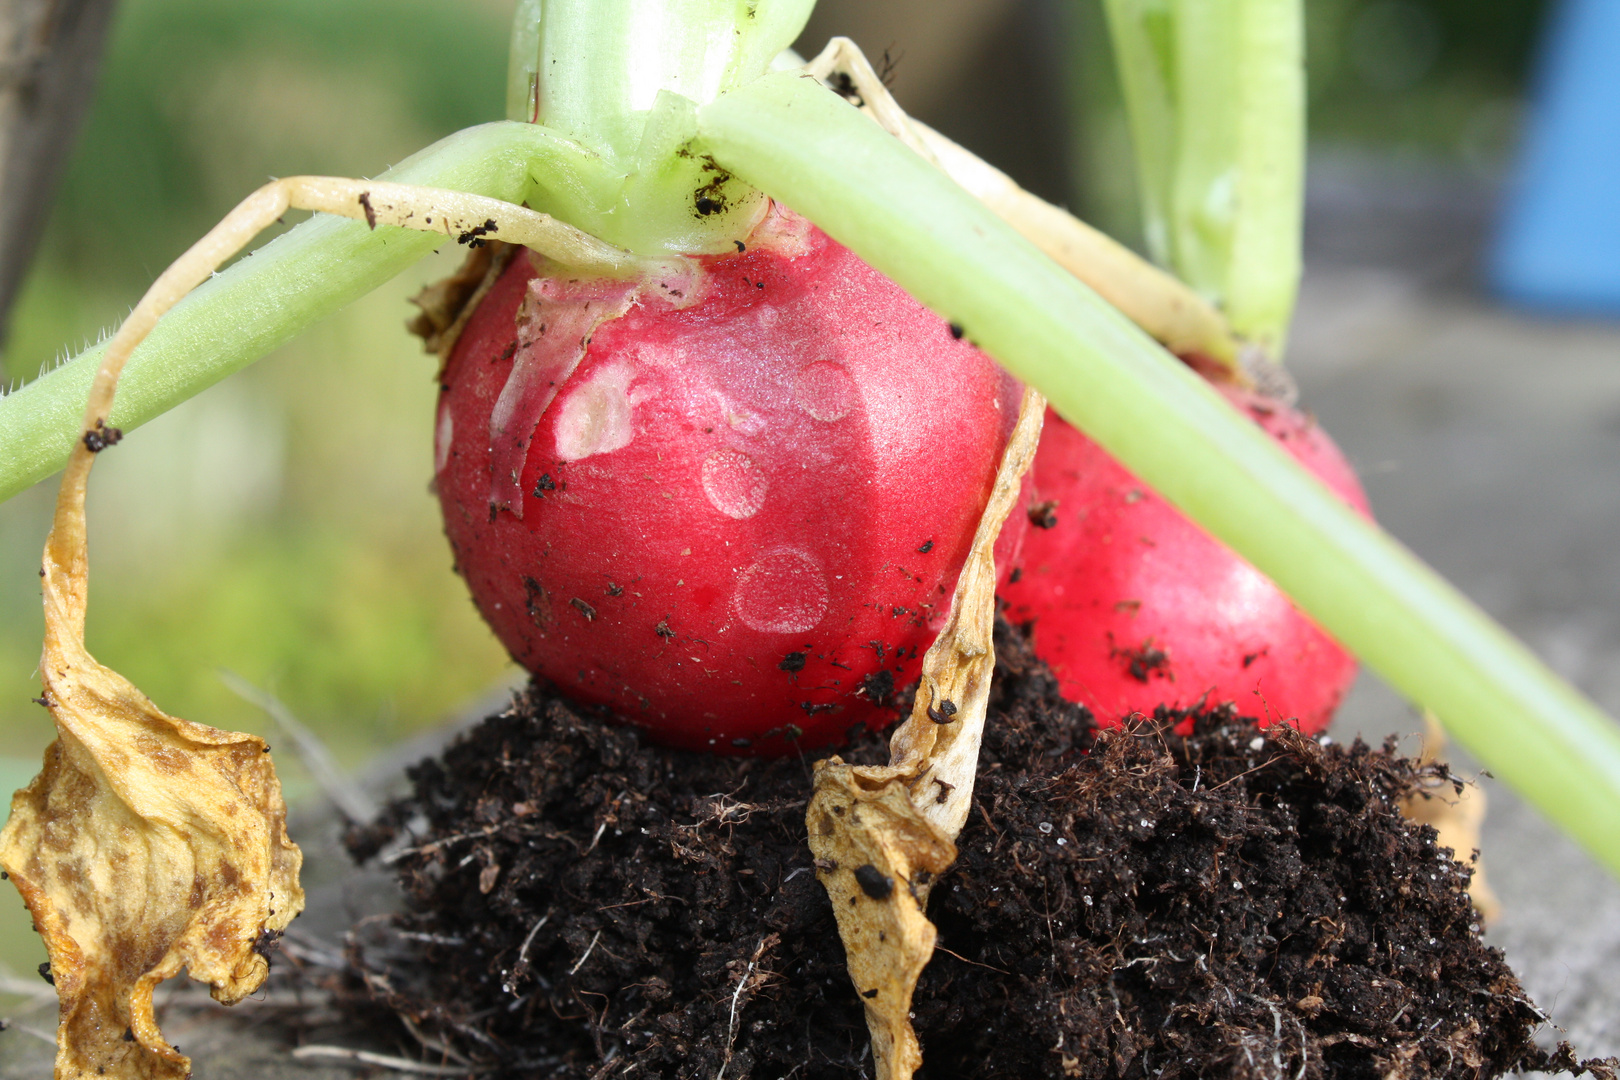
xmin=506 ymin=0 xmax=543 ymax=121
xmin=498 ymin=0 xmax=814 ymax=255
xmin=698 ymin=72 xmax=1620 ymax=877
xmin=0 ymin=121 xmax=583 ymax=503
xmin=1103 ymin=0 xmax=1304 ymax=358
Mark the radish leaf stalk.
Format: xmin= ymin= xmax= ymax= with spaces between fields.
xmin=1102 ymin=0 xmax=1305 ymax=359
xmin=697 ymin=70 xmax=1620 ymax=878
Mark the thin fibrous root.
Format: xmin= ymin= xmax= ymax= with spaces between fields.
xmin=804 ymin=38 xmax=942 ymax=167
xmin=63 ymin=175 xmax=634 ymax=503
xmin=804 ymin=37 xmax=1242 ymax=374
xmin=291 ymin=1046 xmax=498 ymax=1076
xmin=221 ymin=670 xmax=379 ymax=824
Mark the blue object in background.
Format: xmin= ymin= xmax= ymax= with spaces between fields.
xmin=1491 ymin=0 xmax=1620 ymax=314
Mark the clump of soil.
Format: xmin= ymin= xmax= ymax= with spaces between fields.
xmin=344 ymin=624 xmax=1612 ymax=1080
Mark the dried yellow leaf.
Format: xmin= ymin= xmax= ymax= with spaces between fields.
xmin=2 ymin=191 xmax=306 ymax=1079
xmin=808 ymin=765 xmax=956 ymax=1079
xmin=808 ymin=386 xmax=1043 ymax=1080
xmin=0 ymin=488 xmax=304 ymax=1080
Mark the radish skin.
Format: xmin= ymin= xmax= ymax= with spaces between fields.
xmin=436 ymin=209 xmax=1023 ymax=752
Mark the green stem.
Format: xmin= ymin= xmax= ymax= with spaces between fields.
xmin=506 ymin=0 xmax=543 ymax=122
xmin=1103 ymin=0 xmax=1304 ymax=359
xmin=528 ymin=0 xmax=812 ymax=155
xmin=0 ymin=121 xmax=582 ymax=503
xmin=698 ymin=72 xmax=1620 ymax=878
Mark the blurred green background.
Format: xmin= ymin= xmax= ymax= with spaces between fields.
xmin=0 ymin=0 xmax=1553 ymax=985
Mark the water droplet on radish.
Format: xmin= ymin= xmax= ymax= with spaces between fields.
xmin=434 ymin=400 xmax=453 ymax=474
xmin=732 ymin=548 xmax=829 ymax=634
xmin=793 ymin=361 xmax=854 ymax=422
xmin=701 ymin=449 xmax=768 ymax=519
xmin=554 ymin=362 xmax=637 ymax=461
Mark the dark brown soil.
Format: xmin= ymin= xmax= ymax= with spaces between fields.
xmin=343 ymin=624 xmax=1614 ymax=1080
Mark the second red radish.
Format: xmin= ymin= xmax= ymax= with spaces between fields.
xmin=1002 ymin=385 xmax=1369 ymax=733
xmin=434 ymin=207 xmax=1023 ymax=753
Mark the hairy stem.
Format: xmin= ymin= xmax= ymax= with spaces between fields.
xmin=0 ymin=121 xmax=584 ymax=502
xmin=699 ymin=72 xmax=1620 ymax=878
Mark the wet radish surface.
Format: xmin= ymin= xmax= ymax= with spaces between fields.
xmin=435 ymin=213 xmax=1022 ymax=753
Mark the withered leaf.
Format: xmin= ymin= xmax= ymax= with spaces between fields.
xmin=407 ymin=239 xmax=515 ymax=369
xmin=808 ymin=765 xmax=956 ymax=1079
xmin=3 ymin=306 xmax=304 ymax=1078
xmin=1 ymin=516 xmax=304 ymax=1080
xmin=807 ymin=387 xmax=1044 ymax=1080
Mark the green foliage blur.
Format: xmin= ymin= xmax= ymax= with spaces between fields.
xmin=1307 ymin=0 xmax=1544 ymax=154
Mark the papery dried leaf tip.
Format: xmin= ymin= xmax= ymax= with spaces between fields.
xmin=1 ymin=176 xmax=305 ymax=1080
xmin=0 ymin=662 xmax=304 ymax=1080
xmin=809 ymin=383 xmax=1044 ymax=1080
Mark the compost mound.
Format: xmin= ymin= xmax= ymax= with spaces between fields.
xmin=345 ymin=624 xmax=1612 ymax=1080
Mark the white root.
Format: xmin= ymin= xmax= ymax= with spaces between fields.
xmin=289 ymin=177 xmax=635 ymax=272
xmin=67 ymin=175 xmax=634 ymax=477
xmin=291 ymin=1046 xmax=496 ymax=1076
xmin=220 ymin=669 xmax=379 ymax=824
xmin=803 ymin=38 xmax=943 ymax=168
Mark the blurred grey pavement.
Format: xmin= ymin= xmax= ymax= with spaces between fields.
xmin=1295 ymin=151 xmax=1620 ymax=1060
xmin=4 ymin=152 xmax=1619 ymax=1076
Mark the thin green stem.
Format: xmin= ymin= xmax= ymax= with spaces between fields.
xmin=0 ymin=121 xmax=583 ymax=503
xmin=1102 ymin=0 xmax=1304 ymax=359
xmin=698 ymin=72 xmax=1620 ymax=877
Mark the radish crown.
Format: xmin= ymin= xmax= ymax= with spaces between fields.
xmin=502 ymin=0 xmax=813 ymax=255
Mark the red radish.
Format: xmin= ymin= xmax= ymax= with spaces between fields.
xmin=1001 ymin=385 xmax=1370 ymax=733
xmin=435 ymin=206 xmax=1023 ymax=753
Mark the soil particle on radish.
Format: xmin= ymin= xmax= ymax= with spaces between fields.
xmin=343 ymin=624 xmax=1614 ymax=1080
